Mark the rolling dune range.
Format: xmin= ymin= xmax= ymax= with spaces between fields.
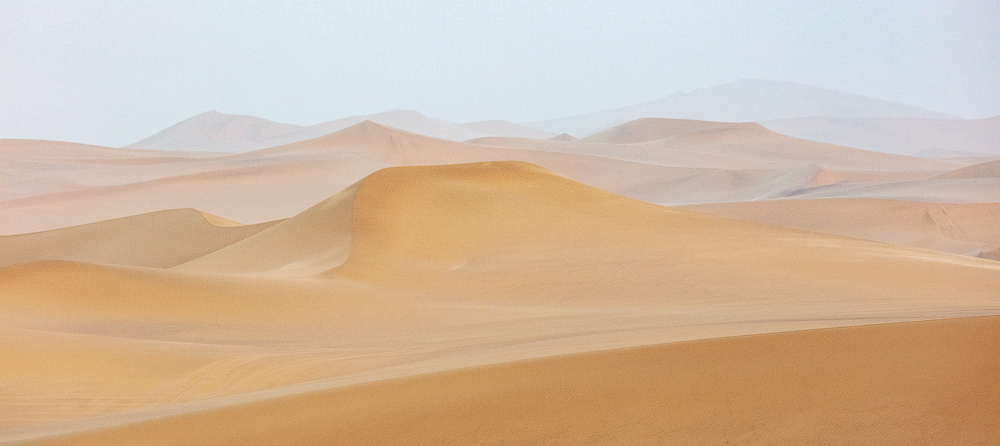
xmin=2 ymin=106 xmax=1000 ymax=444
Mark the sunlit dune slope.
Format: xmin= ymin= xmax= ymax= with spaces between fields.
xmin=0 ymin=209 xmax=276 ymax=268
xmin=332 ymin=162 xmax=1000 ymax=306
xmin=26 ymin=316 xmax=1000 ymax=446
xmin=685 ymin=198 xmax=1000 ymax=259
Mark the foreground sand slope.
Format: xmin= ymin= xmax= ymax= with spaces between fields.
xmin=24 ymin=316 xmax=1000 ymax=445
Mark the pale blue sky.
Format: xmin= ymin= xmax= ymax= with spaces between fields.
xmin=2 ymin=0 xmax=998 ymax=146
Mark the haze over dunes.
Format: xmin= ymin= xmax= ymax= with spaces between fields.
xmin=2 ymin=79 xmax=999 ymax=444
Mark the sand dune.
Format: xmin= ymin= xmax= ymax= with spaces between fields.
xmin=644 ymin=120 xmax=950 ymax=171
xmin=3 ymin=117 xmax=987 ymax=236
xmin=125 ymin=110 xmax=557 ymax=153
xmin=685 ymin=198 xmax=1000 ymax=259
xmin=3 ymin=162 xmax=999 ymax=442
xmin=0 ymin=209 xmax=276 ymax=268
xmin=789 ymin=177 xmax=1000 ymax=203
xmin=933 ymin=159 xmax=1000 ymax=179
xmin=458 ymin=119 xmax=554 ymax=139
xmin=22 ymin=316 xmax=1000 ymax=446
xmin=581 ymin=117 xmax=749 ymax=144
xmin=125 ymin=110 xmax=307 ymax=153
xmin=0 ymin=155 xmax=386 ymax=234
xmin=762 ymin=115 xmax=1000 ymax=156
xmin=172 ymin=184 xmax=357 ymax=275
xmin=475 ymin=118 xmax=954 ymax=173
xmin=529 ymin=79 xmax=951 ymax=136
xmin=0 ymin=139 xmax=204 ymax=161
xmin=549 ymin=132 xmax=578 ymax=141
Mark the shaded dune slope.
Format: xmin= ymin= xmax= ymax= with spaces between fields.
xmin=0 ymin=209 xmax=276 ymax=268
xmin=173 ymin=184 xmax=358 ymax=275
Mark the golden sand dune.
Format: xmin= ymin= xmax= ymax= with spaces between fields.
xmin=332 ymin=162 xmax=1000 ymax=301
xmin=685 ymin=198 xmax=1000 ymax=259
xmin=21 ymin=316 xmax=999 ymax=446
xmin=0 ymin=209 xmax=276 ymax=268
xmin=2 ymin=162 xmax=999 ymax=442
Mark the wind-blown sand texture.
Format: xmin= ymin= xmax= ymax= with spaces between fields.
xmin=3 ymin=102 xmax=1000 ymax=444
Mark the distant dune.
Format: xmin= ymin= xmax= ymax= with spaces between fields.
xmin=5 ymin=118 xmax=986 ymax=235
xmin=528 ymin=79 xmax=952 ymax=137
xmin=125 ymin=111 xmax=308 ymax=153
xmin=458 ymin=119 xmax=554 ymax=139
xmin=933 ymin=159 xmax=1000 ymax=180
xmin=125 ymin=110 xmax=556 ymax=153
xmin=685 ymin=198 xmax=1000 ymax=259
xmin=762 ymin=115 xmax=1000 ymax=156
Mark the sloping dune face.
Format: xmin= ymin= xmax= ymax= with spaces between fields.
xmin=334 ymin=162 xmax=1000 ymax=306
xmin=26 ymin=316 xmax=1000 ymax=446
xmin=3 ymin=163 xmax=999 ymax=443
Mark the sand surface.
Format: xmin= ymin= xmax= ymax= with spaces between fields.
xmin=2 ymin=161 xmax=999 ymax=444
xmin=685 ymin=198 xmax=1000 ymax=259
xmin=21 ymin=316 xmax=1000 ymax=445
xmin=3 ymin=111 xmax=1000 ymax=444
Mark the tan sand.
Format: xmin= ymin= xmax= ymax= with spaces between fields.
xmin=685 ymin=198 xmax=1000 ymax=259
xmin=2 ymin=162 xmax=999 ymax=442
xmin=761 ymin=115 xmax=1000 ymax=156
xmin=22 ymin=316 xmax=1000 ymax=445
xmin=458 ymin=119 xmax=554 ymax=139
xmin=933 ymin=159 xmax=1000 ymax=179
xmin=7 ymin=118 xmax=978 ymax=235
xmin=0 ymin=209 xmax=276 ymax=268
